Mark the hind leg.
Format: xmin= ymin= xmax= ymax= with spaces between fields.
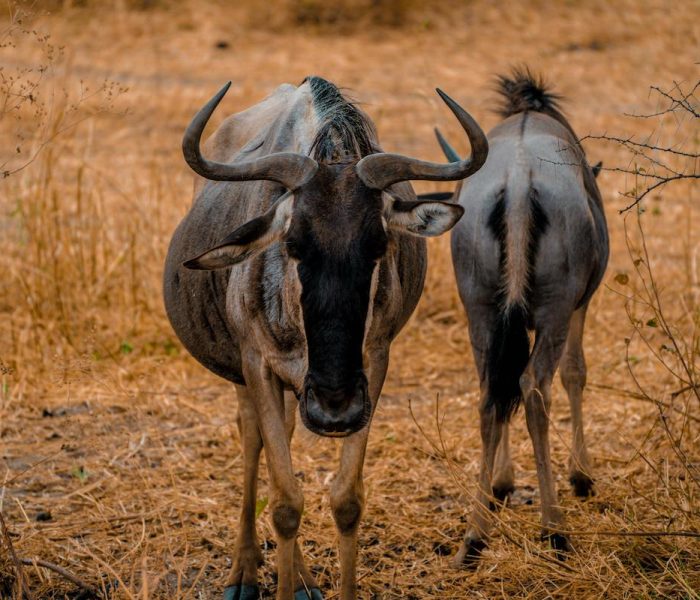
xmin=453 ymin=306 xmax=507 ymax=565
xmin=225 ymin=385 xmax=264 ymax=599
xmin=559 ymin=306 xmax=594 ymax=497
xmin=491 ymin=422 xmax=515 ymax=504
xmin=520 ymin=325 xmax=570 ymax=554
xmin=453 ymin=381 xmax=503 ymax=565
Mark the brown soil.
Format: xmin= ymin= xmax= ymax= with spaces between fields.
xmin=0 ymin=1 xmax=698 ymax=598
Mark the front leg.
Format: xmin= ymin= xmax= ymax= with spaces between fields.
xmin=330 ymin=353 xmax=388 ymax=600
xmin=331 ymin=428 xmax=370 ymax=600
xmin=284 ymin=391 xmax=322 ymax=599
xmin=560 ymin=306 xmax=594 ymax=497
xmin=243 ymin=358 xmax=303 ymax=600
xmin=224 ymin=385 xmax=264 ymax=600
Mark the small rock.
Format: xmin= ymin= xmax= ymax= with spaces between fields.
xmin=432 ymin=541 xmax=451 ymax=556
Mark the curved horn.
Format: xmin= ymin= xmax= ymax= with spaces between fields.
xmin=182 ymin=82 xmax=318 ymax=190
xmin=356 ymin=89 xmax=488 ymax=190
xmin=434 ymin=127 xmax=461 ymax=163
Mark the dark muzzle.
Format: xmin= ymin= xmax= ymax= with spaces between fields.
xmin=300 ymin=373 xmax=370 ymax=437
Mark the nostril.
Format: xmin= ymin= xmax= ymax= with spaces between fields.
xmin=310 ymin=384 xmax=351 ymax=409
xmin=301 ymin=373 xmax=371 ymax=435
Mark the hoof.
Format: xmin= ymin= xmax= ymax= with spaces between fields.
xmin=453 ymin=538 xmax=487 ymax=568
xmin=570 ymin=473 xmax=595 ymax=498
xmin=224 ymin=585 xmax=259 ymax=600
xmin=294 ymin=588 xmax=323 ymax=600
xmin=541 ymin=531 xmax=571 ymax=560
xmin=490 ymin=483 xmax=515 ymax=509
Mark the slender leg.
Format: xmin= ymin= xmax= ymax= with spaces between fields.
xmin=242 ymin=359 xmax=303 ymax=600
xmin=283 ymin=390 xmax=321 ymax=598
xmin=559 ymin=306 xmax=594 ymax=497
xmin=330 ymin=354 xmax=388 ymax=600
xmin=520 ymin=330 xmax=570 ymax=553
xmin=453 ymin=308 xmax=510 ymax=565
xmin=284 ymin=390 xmax=297 ymax=442
xmin=453 ymin=383 xmax=502 ymax=565
xmin=225 ymin=385 xmax=264 ymax=600
xmin=491 ymin=421 xmax=515 ymax=504
xmin=331 ymin=428 xmax=370 ymax=600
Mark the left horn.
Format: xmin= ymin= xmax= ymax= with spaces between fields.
xmin=356 ymin=89 xmax=488 ymax=190
xmin=182 ymin=82 xmax=318 ymax=190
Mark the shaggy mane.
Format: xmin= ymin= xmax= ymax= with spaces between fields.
xmin=303 ymin=76 xmax=376 ymax=162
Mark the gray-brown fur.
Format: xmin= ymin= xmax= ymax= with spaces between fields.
xmin=164 ymin=85 xmax=426 ymax=397
xmin=444 ymin=69 xmax=608 ymax=562
xmin=164 ymin=77 xmax=487 ymax=599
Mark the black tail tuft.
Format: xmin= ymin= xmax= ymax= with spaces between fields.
xmin=495 ymin=66 xmax=564 ymax=119
xmin=486 ymin=304 xmax=530 ymax=422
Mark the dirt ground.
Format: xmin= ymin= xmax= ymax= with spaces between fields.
xmin=0 ymin=1 xmax=699 ymax=598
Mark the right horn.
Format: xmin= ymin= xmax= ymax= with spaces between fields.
xmin=434 ymin=127 xmax=461 ymax=163
xmin=356 ymin=89 xmax=488 ymax=190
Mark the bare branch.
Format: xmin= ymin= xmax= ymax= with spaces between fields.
xmin=624 ymin=79 xmax=700 ymax=119
xmin=580 ymin=134 xmax=699 ymax=158
xmin=579 ymin=76 xmax=700 ymax=213
xmin=0 ymin=511 xmax=33 ymax=600
xmin=20 ymin=558 xmax=98 ymax=597
xmin=620 ymin=174 xmax=700 ymax=212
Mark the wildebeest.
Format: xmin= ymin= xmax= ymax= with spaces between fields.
xmin=163 ymin=76 xmax=488 ymax=599
xmin=436 ymin=69 xmax=608 ymax=560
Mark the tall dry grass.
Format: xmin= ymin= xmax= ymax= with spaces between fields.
xmin=0 ymin=0 xmax=698 ymax=598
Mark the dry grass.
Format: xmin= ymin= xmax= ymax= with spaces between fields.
xmin=0 ymin=0 xmax=699 ymax=598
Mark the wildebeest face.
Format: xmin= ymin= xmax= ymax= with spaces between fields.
xmin=285 ymin=164 xmax=386 ymax=437
xmin=184 ymin=163 xmax=464 ymax=436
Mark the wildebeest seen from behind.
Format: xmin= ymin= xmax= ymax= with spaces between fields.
xmin=437 ymin=68 xmax=608 ymax=561
xmin=164 ymin=76 xmax=488 ymax=599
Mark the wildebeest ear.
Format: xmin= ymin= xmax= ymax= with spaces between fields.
xmin=591 ymin=161 xmax=603 ymax=178
xmin=385 ymin=196 xmax=464 ymax=237
xmin=183 ymin=194 xmax=294 ymax=270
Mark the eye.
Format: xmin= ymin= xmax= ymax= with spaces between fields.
xmin=285 ymin=239 xmax=302 ymax=260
